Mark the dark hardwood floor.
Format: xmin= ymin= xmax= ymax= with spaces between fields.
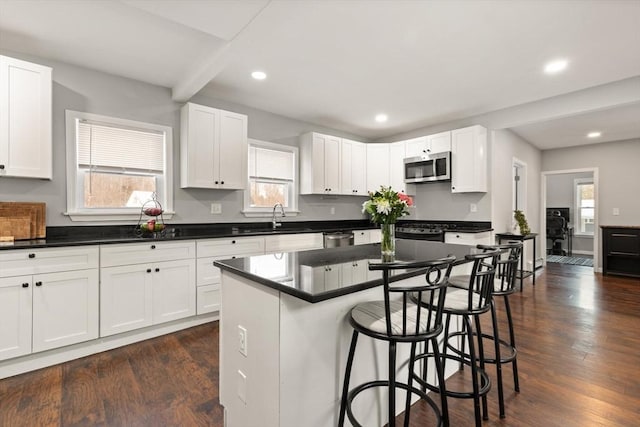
xmin=1 ymin=263 xmax=639 ymax=426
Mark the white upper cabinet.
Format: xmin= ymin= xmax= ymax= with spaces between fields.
xmin=0 ymin=55 xmax=52 ymax=179
xmin=404 ymin=132 xmax=451 ymax=158
xmin=300 ymin=132 xmax=341 ymax=194
xmin=180 ymin=102 xmax=248 ymax=189
xmin=389 ymin=141 xmax=409 ymax=194
xmin=366 ymin=143 xmax=390 ymax=193
xmin=451 ymin=125 xmax=487 ymax=193
xmin=340 ymin=138 xmax=367 ymax=195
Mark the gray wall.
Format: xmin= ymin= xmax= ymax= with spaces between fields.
xmin=0 ymin=50 xmax=369 ymax=226
xmin=542 ymin=139 xmax=640 ymax=227
xmin=546 ymin=172 xmax=594 ymax=254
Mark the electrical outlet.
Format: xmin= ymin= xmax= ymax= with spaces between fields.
xmin=613 ymin=208 xmax=620 ymax=216
xmin=470 ymin=203 xmax=478 ymax=213
xmin=211 ymin=203 xmax=222 ymax=214
xmin=238 ymin=325 xmax=247 ymax=356
xmin=330 ymin=206 xmax=335 ymax=215
xmin=237 ymin=370 xmax=247 ymax=404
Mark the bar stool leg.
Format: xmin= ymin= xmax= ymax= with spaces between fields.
xmin=464 ymin=315 xmax=483 ymax=427
xmin=389 ymin=341 xmax=397 ymax=427
xmin=404 ymin=342 xmax=418 ymax=427
xmin=490 ymin=299 xmax=506 ymax=418
xmin=504 ymin=295 xmax=520 ymax=392
xmin=432 ymin=338 xmax=450 ymax=427
xmin=339 ymin=330 xmax=359 ymax=427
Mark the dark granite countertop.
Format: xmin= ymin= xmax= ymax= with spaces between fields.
xmin=0 ymin=220 xmax=492 ymax=250
xmin=600 ymin=225 xmax=640 ymax=230
xmin=214 ymin=240 xmax=480 ymax=303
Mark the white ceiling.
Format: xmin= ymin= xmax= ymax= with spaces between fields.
xmin=1 ymin=0 xmax=639 ymax=149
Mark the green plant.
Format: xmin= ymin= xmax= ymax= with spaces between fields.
xmin=513 ymin=209 xmax=531 ymax=235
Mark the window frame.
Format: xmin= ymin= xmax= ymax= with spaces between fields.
xmin=243 ymin=139 xmax=299 ymax=217
xmin=574 ymin=177 xmax=595 ymax=237
xmin=65 ymin=110 xmax=174 ymax=222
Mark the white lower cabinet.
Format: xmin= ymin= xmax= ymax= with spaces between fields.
xmin=444 ymin=231 xmax=493 ymax=246
xmin=196 ymin=237 xmax=265 ymax=315
xmin=264 ymin=233 xmax=323 ymax=253
xmin=99 ymin=241 xmax=197 ymax=337
xmin=0 ymin=246 xmax=100 ymax=361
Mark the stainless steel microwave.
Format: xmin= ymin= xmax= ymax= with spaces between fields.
xmin=403 ymin=151 xmax=451 ymax=183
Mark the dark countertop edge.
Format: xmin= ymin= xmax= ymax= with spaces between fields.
xmin=600 ymin=225 xmax=640 ymax=229
xmin=443 ymin=228 xmax=494 ymax=234
xmin=214 ymin=255 xmax=463 ymax=304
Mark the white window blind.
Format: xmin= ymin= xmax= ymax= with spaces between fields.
xmin=77 ymin=120 xmax=164 ymax=172
xmin=249 ymin=146 xmax=294 ymax=180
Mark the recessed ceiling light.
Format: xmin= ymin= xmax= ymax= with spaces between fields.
xmin=544 ymin=59 xmax=568 ymax=74
xmin=375 ymin=114 xmax=388 ymax=123
xmin=251 ymin=71 xmax=267 ymax=80
xmin=587 ymin=131 xmax=602 ymax=138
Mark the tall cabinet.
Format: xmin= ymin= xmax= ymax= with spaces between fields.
xmin=299 ymin=132 xmax=341 ymax=194
xmin=180 ymin=102 xmax=248 ymax=189
xmin=451 ymin=125 xmax=487 ymax=193
xmin=0 ymin=55 xmax=52 ymax=179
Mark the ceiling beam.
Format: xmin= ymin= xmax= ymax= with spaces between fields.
xmin=171 ymin=42 xmax=231 ymax=103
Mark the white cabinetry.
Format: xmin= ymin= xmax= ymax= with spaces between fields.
xmin=264 ymin=233 xmax=323 ymax=253
xmin=196 ymin=237 xmax=265 ymax=315
xmin=404 ymin=132 xmax=451 ymax=158
xmin=100 ymin=241 xmax=196 ymax=336
xmin=0 ymin=55 xmax=52 ymax=179
xmin=300 ymin=132 xmax=341 ymax=194
xmin=366 ymin=143 xmax=390 ymax=192
xmin=180 ymin=102 xmax=248 ymax=189
xmin=444 ymin=231 xmax=493 ymax=246
xmin=451 ymin=125 xmax=487 ymax=193
xmin=389 ymin=141 xmax=409 ymax=194
xmin=340 ymin=138 xmax=367 ymax=195
xmin=0 ymin=246 xmax=99 ymax=361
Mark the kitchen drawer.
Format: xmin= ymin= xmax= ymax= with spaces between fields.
xmin=197 ymin=255 xmax=229 ymax=286
xmin=264 ymin=233 xmax=323 ymax=253
xmin=197 ymin=284 xmax=220 ymax=315
xmin=0 ymin=246 xmax=99 ymax=277
xmin=197 ymin=237 xmax=265 ymax=258
xmin=100 ymin=241 xmax=195 ymax=267
xmin=444 ymin=231 xmax=492 ymax=246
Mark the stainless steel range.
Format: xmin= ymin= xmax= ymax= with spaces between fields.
xmin=396 ymin=223 xmax=451 ymax=242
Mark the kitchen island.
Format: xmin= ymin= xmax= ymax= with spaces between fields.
xmin=215 ymin=240 xmax=480 ymax=427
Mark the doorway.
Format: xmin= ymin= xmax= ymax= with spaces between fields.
xmin=541 ymin=168 xmax=599 ymax=272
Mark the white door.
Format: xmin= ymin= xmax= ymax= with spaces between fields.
xmin=0 ymin=55 xmax=52 ymax=179
xmin=340 ymin=139 xmax=354 ymax=194
xmin=404 ymin=136 xmax=428 ymax=158
xmin=351 ymin=141 xmax=367 ymax=195
xmin=389 ymin=142 xmax=407 ymax=194
xmin=0 ymin=276 xmax=32 ymax=361
xmin=366 ymin=144 xmax=390 ymax=192
xmin=32 ymin=269 xmax=99 ymax=352
xmin=183 ymin=103 xmax=218 ymax=188
xmin=152 ymin=259 xmax=196 ymax=324
xmin=100 ymin=264 xmax=153 ymax=337
xmin=427 ymin=131 xmax=451 ymax=153
xmin=324 ymin=135 xmax=341 ymax=193
xmin=218 ymin=110 xmax=248 ymax=189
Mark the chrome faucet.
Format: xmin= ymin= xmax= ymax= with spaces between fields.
xmin=272 ymin=203 xmax=286 ymax=230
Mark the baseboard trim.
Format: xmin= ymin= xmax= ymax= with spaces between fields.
xmin=0 ymin=312 xmax=219 ymax=380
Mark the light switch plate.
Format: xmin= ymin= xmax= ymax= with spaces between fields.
xmin=238 ymin=325 xmax=247 ymax=356
xmin=211 ymin=203 xmax=222 ymax=214
xmin=470 ymin=203 xmax=478 ymax=213
xmin=613 ymin=208 xmax=620 ymax=216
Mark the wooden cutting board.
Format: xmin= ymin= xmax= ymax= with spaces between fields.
xmin=0 ymin=216 xmax=32 ymax=240
xmin=0 ymin=202 xmax=46 ymax=239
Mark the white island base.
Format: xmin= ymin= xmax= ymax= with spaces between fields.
xmin=219 ymin=271 xmax=460 ymax=427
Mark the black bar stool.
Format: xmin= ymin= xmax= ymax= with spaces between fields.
xmin=448 ymin=242 xmax=523 ymax=418
xmin=338 ymin=255 xmax=456 ymax=427
xmin=412 ymin=249 xmax=501 ymax=427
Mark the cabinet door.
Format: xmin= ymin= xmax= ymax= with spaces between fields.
xmin=32 ymin=269 xmax=99 ymax=352
xmin=389 ymin=141 xmax=407 ymax=194
xmin=404 ymin=136 xmax=428 ymax=158
xmin=100 ymin=264 xmax=153 ymax=337
xmin=366 ymin=144 xmax=390 ymax=192
xmin=427 ymin=131 xmax=451 ymax=153
xmin=0 ymin=55 xmax=52 ymax=179
xmin=264 ymin=233 xmax=323 ymax=253
xmin=0 ymin=245 xmax=99 ymax=277
xmin=353 ymin=230 xmax=370 ymax=245
xmin=350 ymin=141 xmax=367 ymax=195
xmin=451 ymin=126 xmax=487 ymax=193
xmin=197 ymin=237 xmax=265 ymax=258
xmin=100 ymin=241 xmax=195 ymax=267
xmin=218 ymin=110 xmax=248 ymax=189
xmin=180 ymin=103 xmax=218 ymax=188
xmin=152 ymin=259 xmax=196 ymax=324
xmin=197 ymin=284 xmax=220 ymax=315
xmin=0 ymin=276 xmax=32 ymax=361
xmin=340 ymin=139 xmax=354 ymax=194
xmin=324 ymin=135 xmax=341 ymax=193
